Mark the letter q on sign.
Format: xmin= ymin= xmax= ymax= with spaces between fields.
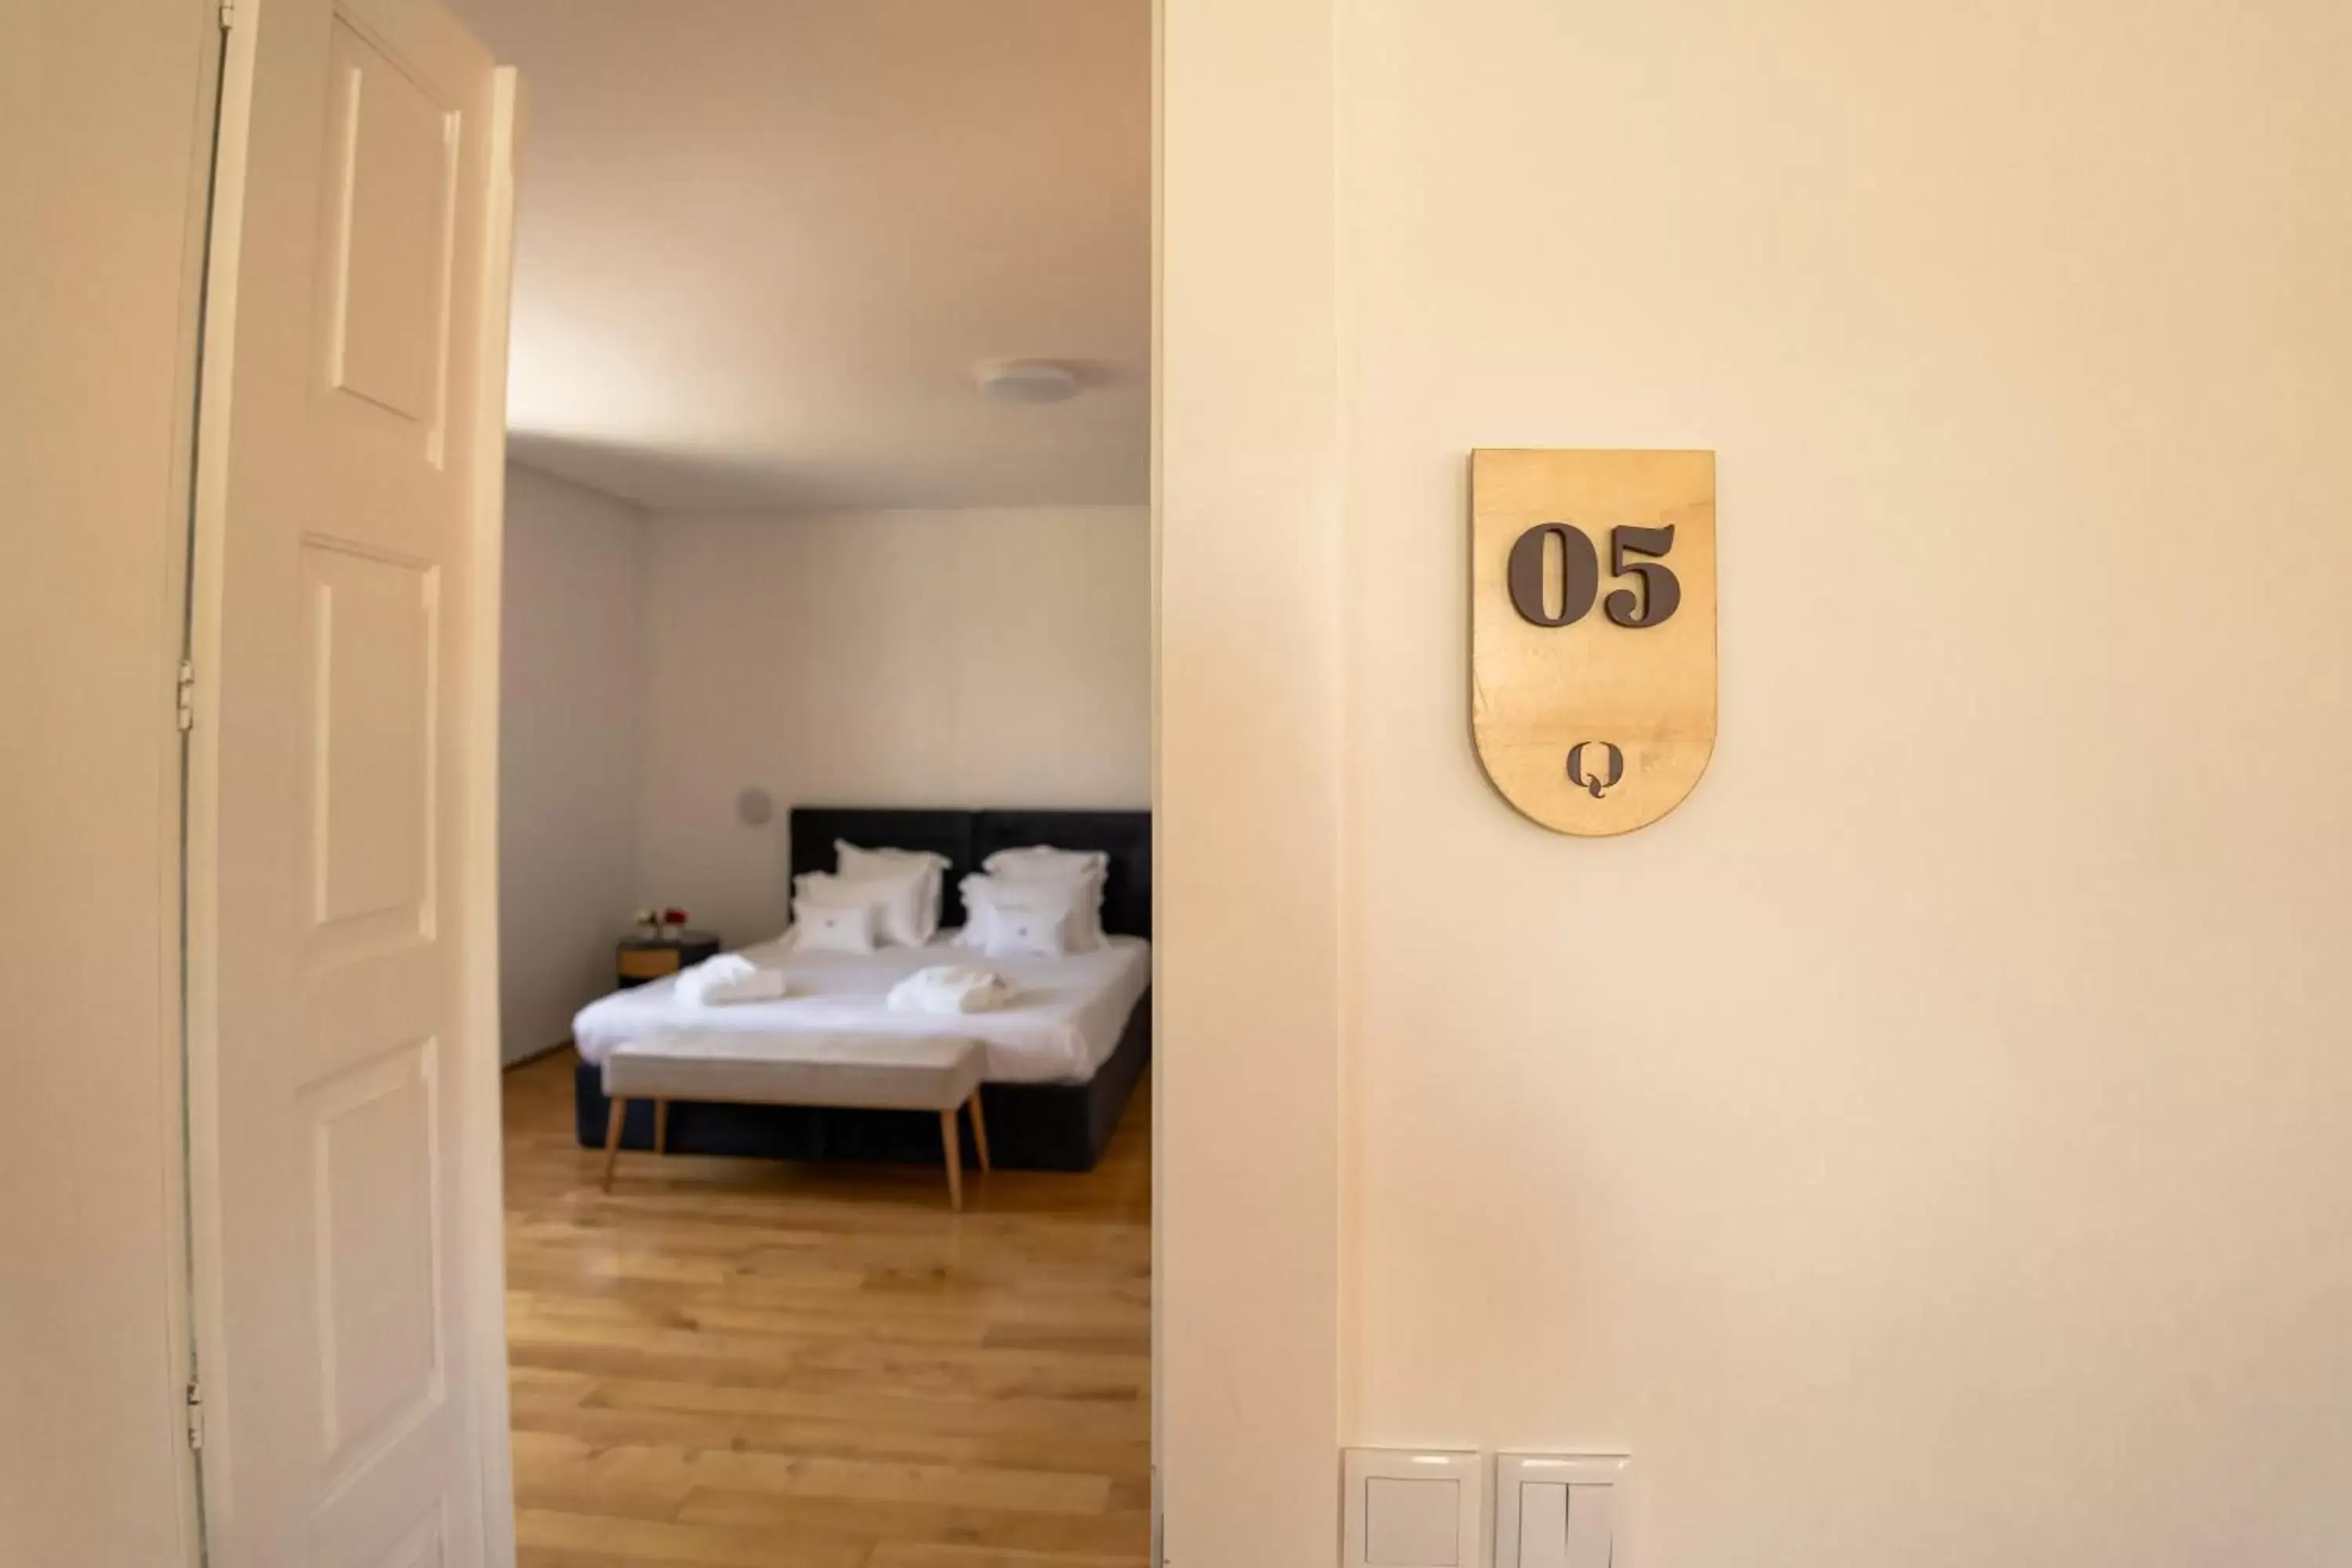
xmin=1470 ymin=449 xmax=1716 ymax=837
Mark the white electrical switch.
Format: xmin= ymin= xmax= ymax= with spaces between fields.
xmin=1367 ymin=1476 xmax=1461 ymax=1565
xmin=1495 ymin=1454 xmax=1629 ymax=1568
xmin=1518 ymin=1482 xmax=1571 ymax=1568
xmin=1564 ymin=1480 xmax=1616 ymax=1568
xmin=1344 ymin=1449 xmax=1483 ymax=1568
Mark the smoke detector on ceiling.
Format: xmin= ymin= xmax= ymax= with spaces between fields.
xmin=974 ymin=359 xmax=1082 ymax=405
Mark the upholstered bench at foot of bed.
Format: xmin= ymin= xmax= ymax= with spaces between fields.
xmin=600 ymin=1031 xmax=991 ymax=1209
xmin=574 ymin=987 xmax=1152 ymax=1174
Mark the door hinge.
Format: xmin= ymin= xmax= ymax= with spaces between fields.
xmin=176 ymin=659 xmax=195 ymax=733
xmin=185 ymin=1380 xmax=206 ymax=1451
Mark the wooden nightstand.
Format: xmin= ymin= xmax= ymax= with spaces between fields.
xmin=615 ymin=931 xmax=720 ymax=989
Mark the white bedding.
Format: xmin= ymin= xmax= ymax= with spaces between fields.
xmin=571 ymin=932 xmax=1151 ymax=1085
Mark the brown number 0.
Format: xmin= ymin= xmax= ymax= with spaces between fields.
xmin=1508 ymin=522 xmax=1679 ymax=630
xmin=1505 ymin=522 xmax=1599 ymax=626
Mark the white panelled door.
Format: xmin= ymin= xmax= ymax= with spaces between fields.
xmin=191 ymin=0 xmax=514 ymax=1563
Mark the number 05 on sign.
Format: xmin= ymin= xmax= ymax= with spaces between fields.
xmin=1471 ymin=449 xmax=1717 ymax=836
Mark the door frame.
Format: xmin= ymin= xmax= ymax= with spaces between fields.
xmin=179 ymin=6 xmax=525 ymax=1560
xmin=151 ymin=0 xmax=1354 ymax=1560
xmin=1152 ymin=0 xmax=1347 ymax=1563
xmin=454 ymin=67 xmax=524 ymax=1568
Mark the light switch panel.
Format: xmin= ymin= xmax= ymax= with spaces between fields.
xmin=1494 ymin=1454 xmax=1629 ymax=1568
xmin=1517 ymin=1482 xmax=1570 ymax=1568
xmin=1563 ymin=1481 xmax=1616 ymax=1568
xmin=1366 ymin=1476 xmax=1462 ymax=1565
xmin=1343 ymin=1449 xmax=1483 ymax=1568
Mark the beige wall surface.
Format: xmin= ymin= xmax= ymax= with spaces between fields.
xmin=0 ymin=2 xmax=214 ymax=1563
xmin=1162 ymin=0 xmax=2352 ymax=1563
xmin=1338 ymin=1 xmax=2352 ymax=1563
xmin=1155 ymin=0 xmax=1345 ymax=1561
xmin=498 ymin=462 xmax=646 ymax=1062
xmin=634 ymin=506 xmax=1151 ymax=945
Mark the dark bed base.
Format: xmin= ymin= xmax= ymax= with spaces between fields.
xmin=572 ymin=990 xmax=1152 ymax=1174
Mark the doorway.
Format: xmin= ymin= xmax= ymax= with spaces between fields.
xmin=183 ymin=1 xmax=1155 ymax=1563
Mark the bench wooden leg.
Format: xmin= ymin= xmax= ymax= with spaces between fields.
xmin=653 ymin=1098 xmax=670 ymax=1156
xmin=939 ymin=1108 xmax=964 ymax=1211
xmin=602 ymin=1098 xmax=627 ymax=1192
xmin=967 ymin=1091 xmax=991 ymax=1174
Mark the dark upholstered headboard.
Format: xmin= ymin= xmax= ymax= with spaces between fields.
xmin=787 ymin=807 xmax=1152 ymax=939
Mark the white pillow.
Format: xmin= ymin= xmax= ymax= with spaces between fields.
xmin=793 ymin=897 xmax=879 ymax=954
xmin=958 ymin=873 xmax=1091 ymax=957
xmin=793 ymin=869 xmax=927 ymax=948
xmin=954 ymin=872 xmax=1012 ymax=949
xmin=982 ymin=844 xmax=1110 ymax=882
xmin=982 ymin=902 xmax=1072 ymax=960
xmin=975 ymin=846 xmax=1109 ymax=952
xmin=835 ymin=840 xmax=949 ymax=942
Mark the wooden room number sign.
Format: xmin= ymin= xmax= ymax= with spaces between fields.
xmin=1471 ymin=448 xmax=1717 ymax=836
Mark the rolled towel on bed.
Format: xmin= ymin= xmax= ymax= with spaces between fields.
xmin=887 ymin=964 xmax=1012 ymax=1014
xmin=676 ymin=953 xmax=789 ymax=1006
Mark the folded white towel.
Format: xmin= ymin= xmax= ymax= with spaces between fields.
xmin=676 ymin=953 xmax=789 ymax=1006
xmin=887 ymin=964 xmax=1013 ymax=1014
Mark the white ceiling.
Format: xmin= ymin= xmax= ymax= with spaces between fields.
xmin=448 ymin=0 xmax=1149 ymax=513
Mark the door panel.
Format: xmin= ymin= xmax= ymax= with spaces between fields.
xmin=301 ymin=539 xmax=437 ymax=961
xmin=310 ymin=1035 xmax=440 ymax=1476
xmin=191 ymin=0 xmax=511 ymax=1563
xmin=322 ymin=20 xmax=458 ymax=436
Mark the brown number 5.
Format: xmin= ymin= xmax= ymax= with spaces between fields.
xmin=1604 ymin=525 xmax=1680 ymax=628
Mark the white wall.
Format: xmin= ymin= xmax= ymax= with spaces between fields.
xmin=634 ymin=506 xmax=1152 ymax=945
xmin=1162 ymin=1 xmax=2352 ymax=1564
xmin=0 ymin=2 xmax=212 ymax=1563
xmin=498 ymin=462 xmax=644 ymax=1062
xmin=1156 ymin=0 xmax=1345 ymax=1562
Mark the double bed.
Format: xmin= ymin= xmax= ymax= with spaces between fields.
xmin=570 ymin=806 xmax=1152 ymax=1171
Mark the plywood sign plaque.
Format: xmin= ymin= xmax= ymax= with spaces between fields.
xmin=1471 ymin=448 xmax=1716 ymax=836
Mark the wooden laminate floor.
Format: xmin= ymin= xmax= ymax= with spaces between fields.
xmin=502 ymin=1049 xmax=1152 ymax=1568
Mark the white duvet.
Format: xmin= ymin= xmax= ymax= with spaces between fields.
xmin=571 ymin=932 xmax=1151 ymax=1084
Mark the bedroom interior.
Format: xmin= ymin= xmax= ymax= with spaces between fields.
xmin=20 ymin=1 xmax=2352 ymax=1564
xmin=20 ymin=0 xmax=2352 ymax=1562
xmin=456 ymin=1 xmax=1155 ymax=1561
